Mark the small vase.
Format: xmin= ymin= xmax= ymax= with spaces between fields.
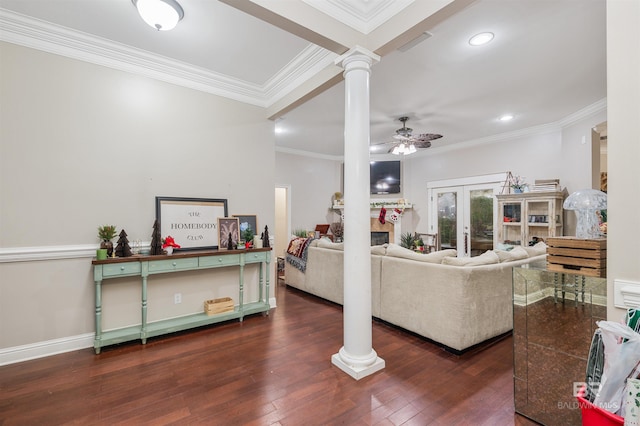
xmin=513 ymin=188 xmax=523 ymax=194
xmin=165 ymin=246 xmax=173 ymax=255
xmin=100 ymin=240 xmax=114 ymax=257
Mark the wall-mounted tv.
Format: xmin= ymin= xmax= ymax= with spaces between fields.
xmin=370 ymin=160 xmax=401 ymax=194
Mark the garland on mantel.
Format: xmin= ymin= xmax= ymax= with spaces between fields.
xmin=332 ymin=199 xmax=413 ymax=209
xmin=331 ymin=199 xmax=412 ymax=225
xmin=370 ymin=199 xmax=411 ymax=209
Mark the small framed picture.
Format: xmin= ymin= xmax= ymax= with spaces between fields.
xmin=232 ymin=215 xmax=258 ymax=239
xmin=217 ymin=217 xmax=240 ymax=250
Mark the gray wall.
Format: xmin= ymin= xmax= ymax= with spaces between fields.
xmin=0 ymin=42 xmax=275 ymax=356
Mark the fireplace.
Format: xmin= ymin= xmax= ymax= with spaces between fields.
xmin=371 ymin=232 xmax=389 ymax=246
xmin=370 ymin=218 xmax=395 ymax=245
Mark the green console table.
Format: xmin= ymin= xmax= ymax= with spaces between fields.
xmin=91 ymin=248 xmax=271 ymax=354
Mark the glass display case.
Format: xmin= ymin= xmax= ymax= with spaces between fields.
xmin=513 ymin=261 xmax=607 ymax=425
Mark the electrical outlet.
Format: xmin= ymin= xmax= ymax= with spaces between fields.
xmin=174 ymin=293 xmax=182 ymax=304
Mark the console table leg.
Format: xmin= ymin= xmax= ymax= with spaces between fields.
xmin=265 ymin=256 xmax=271 ymax=315
xmin=141 ymin=275 xmax=148 ymax=344
xmin=94 ymin=279 xmax=102 ymax=354
xmin=239 ymin=262 xmax=245 ymax=322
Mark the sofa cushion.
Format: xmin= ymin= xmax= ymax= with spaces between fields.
xmin=441 ymin=250 xmax=500 ymax=266
xmin=495 ymin=246 xmax=529 ymax=262
xmin=386 ymin=244 xmax=457 ymax=263
xmin=523 ymin=241 xmax=547 ymax=257
xmin=316 ymin=239 xmax=343 ymax=250
xmin=315 ymin=239 xmax=387 ymax=255
xmin=371 ymin=244 xmax=388 ymax=255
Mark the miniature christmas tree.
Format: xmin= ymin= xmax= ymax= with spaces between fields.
xmin=150 ymin=219 xmax=163 ymax=255
xmin=262 ymin=225 xmax=270 ymax=248
xmin=115 ymin=229 xmax=133 ymax=257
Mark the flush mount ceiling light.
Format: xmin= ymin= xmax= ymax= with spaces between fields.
xmin=469 ymin=32 xmax=494 ymax=46
xmin=132 ymin=0 xmax=184 ymax=31
xmin=499 ymin=114 xmax=515 ymax=122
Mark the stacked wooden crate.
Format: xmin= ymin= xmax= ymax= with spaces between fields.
xmin=546 ymin=237 xmax=606 ymax=277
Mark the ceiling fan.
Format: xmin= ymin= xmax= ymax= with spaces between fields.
xmin=373 ymin=116 xmax=442 ymax=155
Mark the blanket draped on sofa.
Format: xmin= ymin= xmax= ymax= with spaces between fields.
xmin=285 ymin=237 xmax=313 ymax=272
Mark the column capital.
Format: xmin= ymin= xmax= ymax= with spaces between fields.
xmin=334 ymin=45 xmax=380 ymax=71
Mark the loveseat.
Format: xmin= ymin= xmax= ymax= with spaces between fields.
xmin=285 ymin=238 xmax=547 ymax=352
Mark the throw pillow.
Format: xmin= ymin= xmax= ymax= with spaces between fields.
xmin=523 ymin=241 xmax=547 ymax=257
xmin=495 ymin=246 xmax=529 ymax=262
xmin=441 ymin=250 xmax=500 ymax=266
xmin=371 ymin=244 xmax=388 ymax=255
xmin=317 ymin=239 xmax=344 ymax=250
xmin=386 ymin=244 xmax=456 ymax=263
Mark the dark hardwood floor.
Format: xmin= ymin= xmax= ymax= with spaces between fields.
xmin=0 ymin=280 xmax=540 ymax=425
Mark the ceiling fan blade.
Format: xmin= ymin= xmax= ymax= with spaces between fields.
xmin=414 ymin=133 xmax=443 ymax=142
xmin=371 ymin=140 xmax=395 ymax=146
xmin=413 ymin=141 xmax=432 ymax=149
xmin=393 ymin=134 xmax=411 ymax=141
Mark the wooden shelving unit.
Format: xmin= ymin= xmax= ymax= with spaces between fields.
xmin=496 ymin=191 xmax=565 ymax=247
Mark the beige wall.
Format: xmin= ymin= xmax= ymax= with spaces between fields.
xmin=606 ymin=0 xmax=640 ymax=320
xmin=0 ymin=42 xmax=275 ymax=353
xmin=275 ymin=151 xmax=342 ymax=233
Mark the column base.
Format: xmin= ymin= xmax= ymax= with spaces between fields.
xmin=331 ymin=352 xmax=385 ymax=380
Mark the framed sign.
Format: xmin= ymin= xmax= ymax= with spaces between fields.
xmin=155 ymin=197 xmax=228 ymax=250
xmin=218 ymin=217 xmax=240 ymax=250
xmin=233 ymin=215 xmax=258 ymax=239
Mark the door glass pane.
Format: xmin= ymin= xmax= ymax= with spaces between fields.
xmin=438 ymin=192 xmax=457 ymax=250
xmin=469 ymin=189 xmax=494 ymax=256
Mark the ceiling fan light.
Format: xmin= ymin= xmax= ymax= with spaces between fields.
xmin=133 ymin=0 xmax=184 ymax=31
xmin=408 ymin=144 xmax=417 ymax=154
xmin=391 ymin=145 xmax=401 ymax=155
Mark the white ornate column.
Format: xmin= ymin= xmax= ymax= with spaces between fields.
xmin=331 ymin=46 xmax=385 ymax=379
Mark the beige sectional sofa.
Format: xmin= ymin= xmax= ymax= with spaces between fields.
xmin=285 ymin=238 xmax=547 ymax=352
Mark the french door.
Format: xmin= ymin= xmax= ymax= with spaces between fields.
xmin=427 ymin=174 xmax=507 ymax=257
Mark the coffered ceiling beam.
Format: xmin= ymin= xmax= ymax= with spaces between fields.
xmin=222 ymin=0 xmax=475 ymax=119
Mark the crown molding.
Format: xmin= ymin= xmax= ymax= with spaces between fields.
xmin=0 ymin=8 xmax=332 ymax=108
xmin=408 ymin=98 xmax=608 ymax=159
xmin=264 ymin=45 xmax=338 ymax=105
xmin=302 ymin=0 xmax=413 ymax=34
xmin=557 ymin=98 xmax=607 ymax=128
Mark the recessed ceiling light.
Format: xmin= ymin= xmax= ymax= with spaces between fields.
xmin=469 ymin=32 xmax=494 ymax=46
xmin=499 ymin=114 xmax=514 ymax=122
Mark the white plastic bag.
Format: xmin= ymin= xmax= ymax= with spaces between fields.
xmin=593 ymin=320 xmax=640 ymax=415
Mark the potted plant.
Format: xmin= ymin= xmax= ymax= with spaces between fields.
xmin=400 ymin=232 xmax=415 ymax=249
xmin=511 ymin=175 xmax=527 ymax=193
xmin=98 ymin=225 xmax=117 ymax=257
xmin=330 ymin=222 xmax=343 ymax=242
xmin=240 ymin=222 xmax=254 ymax=248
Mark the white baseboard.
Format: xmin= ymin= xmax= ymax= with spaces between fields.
xmin=0 ymin=299 xmax=278 ymax=366
xmin=0 ymin=333 xmax=94 ymax=366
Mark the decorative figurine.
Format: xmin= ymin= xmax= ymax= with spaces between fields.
xmin=262 ymin=225 xmax=270 ymax=248
xmin=150 ymin=219 xmax=163 ymax=255
xmin=227 ymin=232 xmax=233 ymax=250
xmin=115 ymin=229 xmax=133 ymax=257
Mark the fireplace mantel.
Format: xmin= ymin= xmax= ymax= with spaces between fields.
xmin=332 ymin=201 xmax=413 ymax=210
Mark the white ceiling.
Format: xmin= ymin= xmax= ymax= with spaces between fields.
xmin=0 ymin=0 xmax=607 ymax=158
